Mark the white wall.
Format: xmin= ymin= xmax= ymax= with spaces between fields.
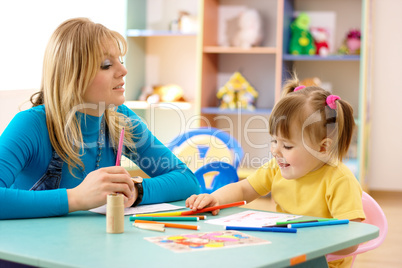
xmin=367 ymin=0 xmax=402 ymax=191
xmin=0 ymin=0 xmax=127 ymax=91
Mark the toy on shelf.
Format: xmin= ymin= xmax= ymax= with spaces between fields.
xmin=232 ymin=8 xmax=263 ymax=48
xmin=216 ymin=72 xmax=258 ymax=111
xmin=139 ymin=84 xmax=186 ymax=104
xmin=300 ymin=77 xmax=322 ymax=87
xmin=289 ymin=12 xmax=316 ymax=55
xmin=338 ymin=29 xmax=361 ymax=55
xmin=170 ymin=11 xmax=198 ymax=33
xmin=310 ymin=27 xmax=329 ymax=56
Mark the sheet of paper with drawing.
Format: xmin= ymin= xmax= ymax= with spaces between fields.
xmin=205 ymin=210 xmax=302 ymax=227
xmin=145 ymin=230 xmax=271 ymax=253
xmin=89 ymin=203 xmax=184 ymax=216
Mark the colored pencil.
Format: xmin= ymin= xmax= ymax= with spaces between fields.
xmin=133 ymin=215 xmax=207 ymax=220
xmin=225 ymin=226 xmax=297 ymax=233
xmin=288 ymin=219 xmax=349 ymax=228
xmin=133 ymin=223 xmax=165 ymax=232
xmin=129 ymin=216 xmax=199 ymax=222
xmin=182 ymin=201 xmax=247 ymax=215
xmin=276 ymin=218 xmax=337 ymax=225
xmin=134 ymin=220 xmax=199 ymax=230
xmin=136 ymin=211 xmax=184 ymax=217
xmin=115 ymin=127 xmax=125 ymax=166
xmin=136 ymin=201 xmax=246 ymax=217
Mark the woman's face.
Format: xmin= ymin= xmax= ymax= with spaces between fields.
xmin=82 ymin=44 xmax=127 ymax=116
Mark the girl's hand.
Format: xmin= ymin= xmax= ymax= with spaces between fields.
xmin=185 ymin=194 xmax=220 ymax=215
xmin=67 ymin=166 xmax=135 ymax=212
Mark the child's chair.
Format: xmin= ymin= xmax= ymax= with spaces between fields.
xmin=325 ymin=191 xmax=388 ymax=266
xmin=194 ymin=161 xmax=239 ymax=194
xmin=167 ymin=127 xmax=244 ymax=172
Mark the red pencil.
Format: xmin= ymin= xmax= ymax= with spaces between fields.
xmin=182 ymin=201 xmax=247 ymax=215
xmin=134 ymin=220 xmax=199 ymax=230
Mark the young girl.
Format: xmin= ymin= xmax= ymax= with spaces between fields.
xmin=186 ymin=77 xmax=365 ymax=268
xmin=0 ymin=18 xmax=199 ymax=220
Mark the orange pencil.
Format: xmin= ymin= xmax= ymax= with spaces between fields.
xmin=134 ymin=220 xmax=199 ymax=230
xmin=182 ymin=201 xmax=247 ymax=215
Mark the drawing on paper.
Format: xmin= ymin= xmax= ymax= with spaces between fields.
xmin=145 ymin=231 xmax=271 ymax=253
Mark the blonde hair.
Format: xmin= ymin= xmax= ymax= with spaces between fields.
xmin=269 ymin=75 xmax=355 ymax=162
xmin=30 ymin=18 xmax=136 ymax=176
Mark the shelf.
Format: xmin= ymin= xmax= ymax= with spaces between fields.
xmin=125 ymin=101 xmax=193 ymax=110
xmin=202 ymin=107 xmax=272 ymax=115
xmin=283 ymin=54 xmax=360 ymax=61
xmin=126 ymin=29 xmax=197 ymax=37
xmin=203 ymin=46 xmax=278 ymax=54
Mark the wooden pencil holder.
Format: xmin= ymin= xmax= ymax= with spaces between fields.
xmin=106 ymin=193 xmax=124 ymax=234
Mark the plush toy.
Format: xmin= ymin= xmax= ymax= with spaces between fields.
xmin=139 ymin=84 xmax=186 ymax=104
xmin=338 ymin=29 xmax=361 ymax=55
xmin=289 ymin=13 xmax=316 ymax=55
xmin=300 ymin=77 xmax=322 ymax=87
xmin=232 ymin=9 xmax=263 ymax=48
xmin=217 ymin=72 xmax=258 ymax=110
xmin=310 ymin=27 xmax=329 ymax=56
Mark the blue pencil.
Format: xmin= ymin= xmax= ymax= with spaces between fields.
xmin=225 ymin=226 xmax=297 ymax=233
xmin=288 ymin=219 xmax=349 ymax=228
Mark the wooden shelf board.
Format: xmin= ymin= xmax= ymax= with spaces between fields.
xmin=202 ymin=107 xmax=272 ymax=115
xmin=283 ymin=54 xmax=360 ymax=61
xmin=125 ymin=101 xmax=193 ymax=110
xmin=127 ymin=29 xmax=197 ymax=37
xmin=203 ymin=46 xmax=277 ymax=54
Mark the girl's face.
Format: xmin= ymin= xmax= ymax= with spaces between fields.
xmin=83 ymin=44 xmax=127 ymax=116
xmin=270 ymin=126 xmax=325 ymax=180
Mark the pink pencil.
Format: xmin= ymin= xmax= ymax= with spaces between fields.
xmin=115 ymin=127 xmax=125 ymax=166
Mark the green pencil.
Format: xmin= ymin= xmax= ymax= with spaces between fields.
xmin=275 ymin=218 xmax=337 ymax=225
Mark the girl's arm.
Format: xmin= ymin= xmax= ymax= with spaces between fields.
xmin=186 ymin=179 xmax=260 ymax=215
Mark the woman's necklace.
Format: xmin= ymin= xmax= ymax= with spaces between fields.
xmin=81 ymin=118 xmax=105 ymax=178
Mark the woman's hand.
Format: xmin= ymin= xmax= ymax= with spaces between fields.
xmin=185 ymin=194 xmax=221 ymax=215
xmin=67 ymin=166 xmax=135 ymax=212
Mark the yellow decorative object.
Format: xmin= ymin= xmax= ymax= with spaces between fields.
xmin=216 ymin=72 xmax=258 ymax=111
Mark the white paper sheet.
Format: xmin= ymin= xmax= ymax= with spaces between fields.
xmin=89 ymin=203 xmax=184 ymax=216
xmin=205 ymin=210 xmax=301 ymax=227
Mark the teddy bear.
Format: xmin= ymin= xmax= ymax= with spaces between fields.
xmin=310 ymin=27 xmax=329 ymax=56
xmin=289 ymin=12 xmax=316 ymax=55
xmin=139 ymin=84 xmax=186 ymax=104
xmin=232 ymin=9 xmax=263 ymax=48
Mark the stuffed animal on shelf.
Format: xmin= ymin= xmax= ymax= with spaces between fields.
xmin=217 ymin=72 xmax=258 ymax=111
xmin=289 ymin=12 xmax=316 ymax=55
xmin=232 ymin=9 xmax=263 ymax=48
xmin=300 ymin=77 xmax=322 ymax=87
xmin=338 ymin=29 xmax=361 ymax=55
xmin=139 ymin=84 xmax=186 ymax=104
xmin=310 ymin=27 xmax=329 ymax=56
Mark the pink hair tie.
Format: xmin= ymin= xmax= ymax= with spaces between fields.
xmin=294 ymin=85 xmax=306 ymax=92
xmin=326 ymin=95 xmax=341 ymax=109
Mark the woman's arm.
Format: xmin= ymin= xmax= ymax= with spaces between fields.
xmin=0 ymin=108 xmax=70 ymax=219
xmin=121 ymin=105 xmax=200 ymax=204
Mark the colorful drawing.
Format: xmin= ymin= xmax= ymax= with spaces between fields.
xmin=205 ymin=210 xmax=301 ymax=227
xmin=145 ymin=231 xmax=270 ymax=253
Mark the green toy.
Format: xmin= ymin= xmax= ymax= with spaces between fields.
xmin=289 ymin=13 xmax=316 ymax=55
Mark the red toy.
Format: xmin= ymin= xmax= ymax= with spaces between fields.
xmin=311 ymin=27 xmax=329 ymax=56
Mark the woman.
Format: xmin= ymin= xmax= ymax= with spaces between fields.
xmin=0 ymin=18 xmax=199 ymax=219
